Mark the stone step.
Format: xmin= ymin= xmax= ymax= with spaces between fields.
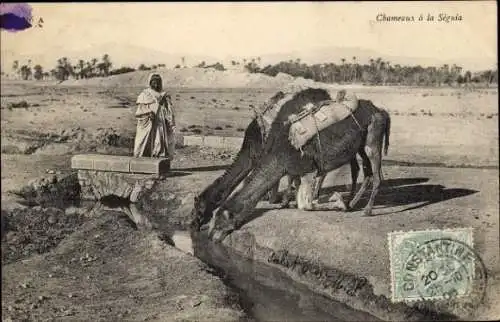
xmin=71 ymin=154 xmax=170 ymax=174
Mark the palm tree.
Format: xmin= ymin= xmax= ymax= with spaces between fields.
xmin=181 ymin=56 xmax=186 ymax=68
xmin=340 ymin=58 xmax=346 ymax=82
xmin=102 ymin=54 xmax=112 ymax=76
xmin=91 ymin=58 xmax=98 ymax=74
xmin=352 ymin=56 xmax=357 ymax=83
xmin=12 ymin=60 xmax=19 ymax=79
xmin=77 ymin=60 xmax=85 ymax=79
xmin=33 ymin=65 xmax=43 ymax=80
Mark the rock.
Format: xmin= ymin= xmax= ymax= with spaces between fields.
xmin=47 ymin=215 xmax=57 ymax=225
xmin=64 ymin=207 xmax=79 ymax=216
xmin=129 ymin=184 xmax=143 ymax=203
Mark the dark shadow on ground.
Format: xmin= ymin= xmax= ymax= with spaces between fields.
xmin=234 ymin=177 xmax=478 ymax=227
xmin=174 ymin=164 xmax=229 ymax=172
xmin=164 ymin=171 xmax=192 ymax=178
xmin=351 ymin=184 xmax=478 ymax=215
xmin=321 ymin=177 xmax=430 ymax=197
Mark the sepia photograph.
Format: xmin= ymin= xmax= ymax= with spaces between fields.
xmin=1 ymin=1 xmax=498 ymax=321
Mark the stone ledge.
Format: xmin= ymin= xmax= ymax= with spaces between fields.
xmin=71 ymin=154 xmax=170 ymax=175
xmin=182 ymin=135 xmax=243 ymax=149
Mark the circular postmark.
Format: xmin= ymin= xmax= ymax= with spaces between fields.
xmin=402 ymin=238 xmax=487 ymax=318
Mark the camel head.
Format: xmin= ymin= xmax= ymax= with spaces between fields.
xmin=191 ymin=194 xmax=214 ymax=230
xmin=207 ymin=207 xmax=235 ymax=243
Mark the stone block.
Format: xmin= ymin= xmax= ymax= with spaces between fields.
xmin=129 ymin=158 xmax=170 ymax=175
xmin=182 ymin=135 xmax=243 ymax=149
xmin=183 ymin=135 xmax=204 ymax=146
xmin=72 ymin=154 xmax=169 ymax=175
xmin=93 ymin=158 xmax=130 ymax=173
xmin=71 ymin=155 xmax=94 ymax=170
xmin=203 ymin=136 xmax=225 ymax=148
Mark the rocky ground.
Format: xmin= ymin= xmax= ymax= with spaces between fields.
xmin=1 ymin=78 xmax=498 ymax=321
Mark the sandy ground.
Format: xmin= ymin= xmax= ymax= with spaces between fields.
xmin=1 ymin=77 xmax=498 ymax=320
xmin=2 ymin=212 xmax=245 ymax=321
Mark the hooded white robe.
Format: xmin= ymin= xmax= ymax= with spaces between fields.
xmin=133 ymin=73 xmax=176 ymax=159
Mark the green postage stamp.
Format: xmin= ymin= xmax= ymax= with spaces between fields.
xmin=388 ymin=228 xmax=486 ymax=305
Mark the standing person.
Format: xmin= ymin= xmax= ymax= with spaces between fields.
xmin=134 ymin=73 xmax=176 ymax=159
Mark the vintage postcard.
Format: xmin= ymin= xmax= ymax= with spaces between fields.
xmin=1 ymin=2 xmax=498 ymax=321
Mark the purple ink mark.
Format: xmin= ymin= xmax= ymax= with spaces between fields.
xmin=0 ymin=3 xmax=33 ymax=32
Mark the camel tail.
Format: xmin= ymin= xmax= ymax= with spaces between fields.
xmin=383 ymin=110 xmax=391 ymax=156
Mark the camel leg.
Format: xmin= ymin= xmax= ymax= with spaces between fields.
xmin=363 ymin=118 xmax=385 ymax=216
xmin=280 ymin=175 xmax=291 ymax=207
xmin=312 ymin=172 xmax=326 ymax=201
xmin=296 ymin=173 xmax=314 ymax=211
xmin=348 ymin=156 xmax=360 ymax=201
xmin=267 ymin=181 xmax=280 ymax=204
xmin=349 ymin=149 xmax=373 ymax=209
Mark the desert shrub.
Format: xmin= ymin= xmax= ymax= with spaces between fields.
xmin=237 ymin=128 xmax=245 ymax=132
xmin=214 ymin=126 xmax=223 ymax=130
xmin=233 ymin=106 xmax=240 ymax=110
xmin=225 ymin=124 xmax=233 ymax=128
xmin=180 ymin=128 xmax=188 ymax=132
xmin=192 ymin=128 xmax=202 ymax=134
xmin=8 ymin=101 xmax=29 ymax=108
xmin=109 ymin=67 xmax=136 ymax=75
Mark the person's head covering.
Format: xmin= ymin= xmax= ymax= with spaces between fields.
xmin=137 ymin=73 xmax=164 ymax=104
xmin=148 ymin=73 xmax=162 ymax=87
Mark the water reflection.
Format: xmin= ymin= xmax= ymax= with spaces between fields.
xmin=82 ymin=201 xmax=377 ymax=321
xmin=191 ymin=231 xmax=380 ymax=322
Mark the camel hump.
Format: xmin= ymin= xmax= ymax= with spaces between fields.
xmin=288 ymin=89 xmax=360 ymax=150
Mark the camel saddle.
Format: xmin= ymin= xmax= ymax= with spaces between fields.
xmin=287 ymin=90 xmax=359 ymax=150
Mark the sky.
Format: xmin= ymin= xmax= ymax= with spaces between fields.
xmin=1 ymin=1 xmax=497 ymax=70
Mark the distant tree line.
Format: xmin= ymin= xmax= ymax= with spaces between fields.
xmin=7 ymin=54 xmax=498 ymax=87
xmin=9 ymin=54 xmax=168 ymax=81
xmin=250 ymin=57 xmax=498 ymax=87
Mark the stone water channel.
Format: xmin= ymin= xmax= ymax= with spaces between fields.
xmin=73 ymin=197 xmax=381 ymax=322
xmin=8 ymin=153 xmax=381 ymax=321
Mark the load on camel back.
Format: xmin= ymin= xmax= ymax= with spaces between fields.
xmin=252 ymin=86 xmax=360 ymax=153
